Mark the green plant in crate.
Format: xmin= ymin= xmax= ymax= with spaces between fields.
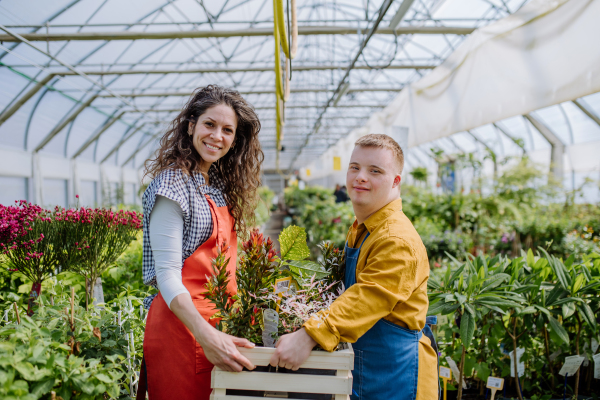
xmin=205 ymin=226 xmax=334 ymax=344
xmin=205 ymin=230 xmax=282 ymax=343
xmin=428 ymin=254 xmax=522 ymax=400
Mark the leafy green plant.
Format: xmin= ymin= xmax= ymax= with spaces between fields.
xmin=428 ymin=254 xmax=521 ymax=399
xmin=0 ymin=286 xmax=148 ymax=399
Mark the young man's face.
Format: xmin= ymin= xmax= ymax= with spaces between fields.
xmin=346 ymin=145 xmax=401 ymax=215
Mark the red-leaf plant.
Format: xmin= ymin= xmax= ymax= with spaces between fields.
xmin=204 ymin=229 xmax=282 ymax=344
xmin=53 ymin=205 xmax=142 ymax=308
xmin=205 ymin=229 xmax=345 ymax=344
xmin=0 ymin=200 xmax=58 ymax=314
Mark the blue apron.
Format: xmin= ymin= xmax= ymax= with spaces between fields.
xmin=345 ymin=232 xmax=439 ymax=400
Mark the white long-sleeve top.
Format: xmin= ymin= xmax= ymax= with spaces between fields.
xmin=149 ymin=195 xmax=188 ymax=308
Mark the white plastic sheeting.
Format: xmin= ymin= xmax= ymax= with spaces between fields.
xmin=302 ymin=0 xmax=600 ymax=183
xmin=385 ymin=0 xmax=600 ymax=147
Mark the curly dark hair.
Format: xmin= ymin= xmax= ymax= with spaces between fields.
xmin=144 ymin=85 xmax=264 ymax=237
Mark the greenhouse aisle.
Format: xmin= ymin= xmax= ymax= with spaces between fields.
xmin=261 ymin=210 xmax=286 ymax=253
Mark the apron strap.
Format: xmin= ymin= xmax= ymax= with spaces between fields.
xmin=204 ymin=194 xmax=222 ymax=246
xmin=358 ymin=231 xmax=370 ymax=249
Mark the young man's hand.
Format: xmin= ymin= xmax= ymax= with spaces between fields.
xmin=269 ymin=328 xmax=317 ymax=370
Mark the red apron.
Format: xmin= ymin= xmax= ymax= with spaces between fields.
xmin=143 ymin=195 xmax=237 ymax=400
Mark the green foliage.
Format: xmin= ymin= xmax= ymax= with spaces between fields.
xmin=409 ymin=166 xmax=429 ymax=183
xmin=431 ymin=250 xmax=600 ymax=399
xmin=254 ymin=186 xmax=275 ymax=228
xmin=279 ymin=225 xmax=310 ymax=261
xmin=0 ymin=288 xmax=147 ymax=399
xmin=283 ymin=186 xmax=354 ymax=254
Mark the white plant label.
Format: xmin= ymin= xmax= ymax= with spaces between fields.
xmin=445 ymin=357 xmax=467 ymax=389
xmin=510 ymin=348 xmax=525 ymax=378
xmin=262 ymin=309 xmax=279 ymax=347
xmin=439 ymin=366 xmax=452 ymax=379
xmin=592 ymin=338 xmax=599 ymax=354
xmin=593 ymin=353 xmax=600 ymax=380
xmin=549 ymin=349 xmax=562 ymax=361
xmin=558 ymin=355 xmax=585 ymax=376
xmin=486 ymin=377 xmax=504 ymax=390
xmin=437 ymin=315 xmax=449 ymax=326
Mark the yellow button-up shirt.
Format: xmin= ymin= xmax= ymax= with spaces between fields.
xmin=303 ymin=198 xmax=437 ymax=399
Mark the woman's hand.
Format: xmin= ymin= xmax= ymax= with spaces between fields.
xmin=198 ymin=328 xmax=256 ymax=372
xmin=169 ymin=292 xmax=256 ymax=372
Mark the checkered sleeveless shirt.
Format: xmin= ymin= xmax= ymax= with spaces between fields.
xmin=142 ymin=167 xmax=227 ymax=309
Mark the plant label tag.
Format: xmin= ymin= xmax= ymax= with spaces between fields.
xmin=549 ymin=349 xmax=562 ymax=361
xmin=593 ymin=353 xmax=600 ymax=380
xmin=439 ymin=366 xmax=452 ymax=380
xmin=445 ymin=357 xmax=467 ymax=389
xmin=262 ymin=309 xmax=279 ymax=348
xmin=486 ymin=377 xmax=504 ymax=390
xmin=509 ymin=348 xmax=525 ymax=377
xmin=592 ymin=338 xmax=599 ymax=354
xmin=274 ymin=277 xmax=292 ymax=294
xmin=437 ymin=315 xmax=449 ymax=325
xmin=558 ymin=355 xmax=585 ymax=376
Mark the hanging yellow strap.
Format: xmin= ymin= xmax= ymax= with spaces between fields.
xmin=275 ymin=0 xmax=298 ymax=59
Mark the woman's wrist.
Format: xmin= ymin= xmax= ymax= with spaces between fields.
xmin=192 ymin=316 xmax=216 ymax=346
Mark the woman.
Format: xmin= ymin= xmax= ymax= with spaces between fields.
xmin=139 ymin=85 xmax=264 ymax=399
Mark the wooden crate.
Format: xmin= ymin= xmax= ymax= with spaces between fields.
xmin=210 ymin=343 xmax=354 ymax=400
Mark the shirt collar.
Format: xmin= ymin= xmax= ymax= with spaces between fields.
xmin=363 ymin=198 xmax=403 ymax=233
xmin=191 ymin=165 xmax=225 ymax=195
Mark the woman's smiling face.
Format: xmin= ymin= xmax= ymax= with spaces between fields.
xmin=189 ymin=104 xmax=237 ymax=171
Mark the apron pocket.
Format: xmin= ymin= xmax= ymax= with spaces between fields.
xmin=195 ymin=341 xmax=214 ymax=373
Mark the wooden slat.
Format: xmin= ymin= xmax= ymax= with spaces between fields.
xmin=211 ymin=395 xmax=349 ymax=400
xmin=212 ymin=369 xmax=353 ymax=394
xmin=238 ymin=343 xmax=354 ymax=370
xmin=210 ymin=394 xmax=304 ymax=400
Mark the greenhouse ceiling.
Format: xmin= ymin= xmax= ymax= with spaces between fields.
xmin=1 ymin=0 xmax=599 ymax=200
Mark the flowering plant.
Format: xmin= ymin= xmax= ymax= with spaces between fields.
xmin=53 ymin=205 xmax=142 ymax=308
xmin=0 ymin=201 xmax=58 ymax=313
xmin=205 ymin=226 xmax=345 ymax=344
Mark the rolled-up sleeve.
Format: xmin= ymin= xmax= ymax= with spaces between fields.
xmin=304 ymin=236 xmax=418 ymax=351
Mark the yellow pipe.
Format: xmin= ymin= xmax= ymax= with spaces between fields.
xmin=274 ymin=0 xmax=297 ymax=59
xmin=273 ymin=0 xmax=284 ymax=99
xmin=274 ymin=0 xmax=289 ymax=59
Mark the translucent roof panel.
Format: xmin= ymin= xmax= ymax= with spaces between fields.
xmin=2 ymin=0 xmax=597 ymax=184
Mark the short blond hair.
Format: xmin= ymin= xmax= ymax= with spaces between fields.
xmin=355 ymin=134 xmax=404 ymax=174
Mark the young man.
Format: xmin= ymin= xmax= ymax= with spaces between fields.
xmin=270 ymin=134 xmax=438 ymax=400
